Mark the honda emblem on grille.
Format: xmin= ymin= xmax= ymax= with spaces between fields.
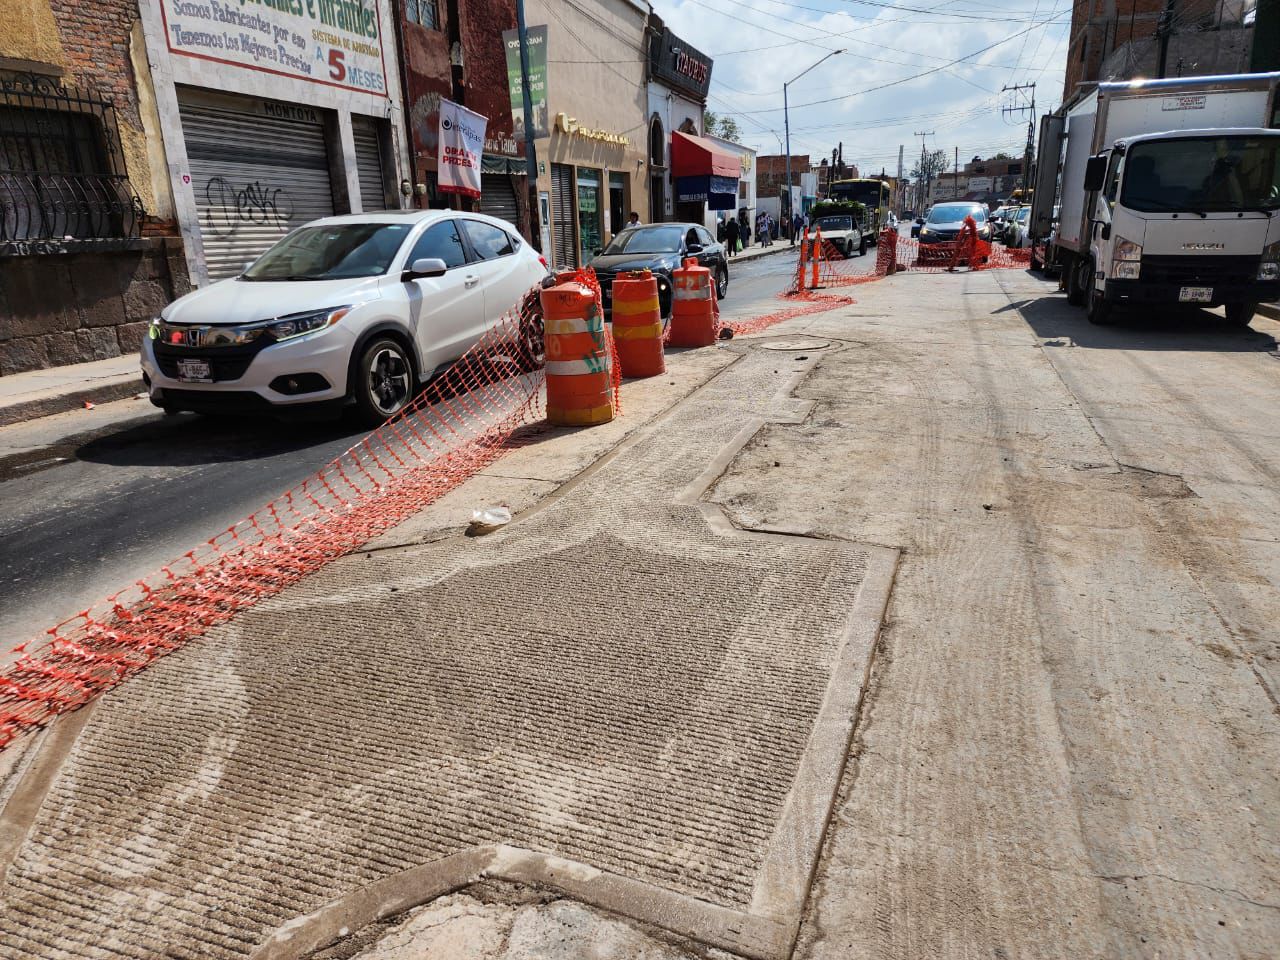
xmin=185 ymin=328 xmax=201 ymax=347
xmin=1182 ymin=242 xmax=1225 ymax=250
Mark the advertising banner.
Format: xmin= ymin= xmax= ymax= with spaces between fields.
xmin=438 ymin=99 xmax=486 ymax=198
xmin=502 ymin=25 xmax=548 ymax=139
xmin=158 ymin=0 xmax=387 ymax=96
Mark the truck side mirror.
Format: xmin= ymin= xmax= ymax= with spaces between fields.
xmin=1083 ymin=155 xmax=1107 ymax=192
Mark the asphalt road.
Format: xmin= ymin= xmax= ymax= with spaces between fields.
xmin=0 ymin=257 xmax=799 ymax=645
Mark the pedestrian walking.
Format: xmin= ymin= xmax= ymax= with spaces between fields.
xmin=717 ymin=217 xmax=726 ymax=243
xmin=790 ymin=212 xmax=802 ymax=245
xmin=725 ymin=216 xmax=740 ymax=257
xmin=739 ymin=213 xmax=751 ymax=249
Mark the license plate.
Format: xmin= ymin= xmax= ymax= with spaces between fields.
xmin=1178 ymin=286 xmax=1213 ymax=303
xmin=176 ymin=359 xmax=211 ymax=382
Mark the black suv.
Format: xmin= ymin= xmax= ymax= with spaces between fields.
xmin=589 ymin=223 xmax=729 ymax=319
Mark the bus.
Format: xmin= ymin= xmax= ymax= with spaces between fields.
xmin=828 ymin=178 xmax=891 ymax=241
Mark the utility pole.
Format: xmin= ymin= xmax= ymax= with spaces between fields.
xmin=913 ymin=130 xmax=933 ymax=208
xmin=1155 ymin=0 xmax=1177 ymax=78
xmin=515 ymin=0 xmax=541 ymax=251
xmin=896 ymin=144 xmax=904 ymax=215
xmin=954 ymin=146 xmax=959 ymax=199
xmin=1001 ymin=83 xmax=1036 ymax=199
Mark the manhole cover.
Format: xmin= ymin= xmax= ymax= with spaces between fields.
xmin=760 ymin=339 xmax=831 ymax=351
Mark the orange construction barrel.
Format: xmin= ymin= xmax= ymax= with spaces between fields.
xmin=668 ymin=258 xmax=716 ymax=347
xmin=610 ymin=270 xmax=665 ymax=378
xmin=540 ymin=279 xmax=614 ymax=427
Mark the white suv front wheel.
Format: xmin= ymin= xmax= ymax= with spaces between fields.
xmin=355 ymin=336 xmax=415 ymax=426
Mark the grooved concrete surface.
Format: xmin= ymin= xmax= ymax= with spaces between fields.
xmin=0 ymin=347 xmax=882 ymax=959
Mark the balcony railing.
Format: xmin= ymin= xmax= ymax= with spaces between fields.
xmin=0 ymin=171 xmax=143 ymax=243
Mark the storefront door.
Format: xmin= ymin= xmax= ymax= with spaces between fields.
xmin=608 ymin=172 xmax=626 ymax=241
xmin=576 ymin=167 xmax=602 ymax=265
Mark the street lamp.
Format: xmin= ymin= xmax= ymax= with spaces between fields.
xmin=784 ymin=49 xmax=843 ymax=227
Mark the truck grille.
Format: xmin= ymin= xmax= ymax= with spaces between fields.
xmin=1140 ymin=255 xmax=1259 ymax=286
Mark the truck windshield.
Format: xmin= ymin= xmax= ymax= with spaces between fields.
xmin=1121 ymin=136 xmax=1280 ymax=214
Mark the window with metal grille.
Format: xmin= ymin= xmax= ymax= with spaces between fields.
xmin=405 ymin=0 xmax=440 ymax=29
xmin=0 ymin=73 xmax=142 ymax=245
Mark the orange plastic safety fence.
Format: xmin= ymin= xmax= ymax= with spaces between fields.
xmin=0 ymin=288 xmax=555 ymax=752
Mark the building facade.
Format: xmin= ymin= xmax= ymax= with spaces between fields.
xmin=136 ymin=0 xmax=410 ymax=286
xmin=1 ymin=0 xmax=190 ymax=373
xmin=1063 ymin=0 xmax=1257 ymax=102
xmin=397 ymin=0 xmax=529 ymax=235
xmin=526 ymin=0 xmax=649 ymax=268
xmin=645 ymin=15 xmax=713 ymax=225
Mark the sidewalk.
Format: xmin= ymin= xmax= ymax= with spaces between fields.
xmin=0 ymin=353 xmax=143 ymax=428
xmin=727 ymin=239 xmax=795 ymax=264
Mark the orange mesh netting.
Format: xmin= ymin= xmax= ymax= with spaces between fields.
xmin=0 ymin=268 xmax=613 ymax=751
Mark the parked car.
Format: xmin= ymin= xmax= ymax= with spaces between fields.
xmin=810 ymin=213 xmax=867 ymax=257
xmin=989 ymin=205 xmax=1015 ymax=239
xmin=142 ymin=211 xmax=550 ymax=426
xmin=915 ymin=202 xmax=994 ymax=263
xmin=589 ymin=223 xmax=728 ymax=319
xmin=1004 ymin=207 xmax=1032 ymax=248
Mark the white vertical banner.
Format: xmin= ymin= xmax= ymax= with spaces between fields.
xmin=438 ymin=99 xmax=487 ymax=199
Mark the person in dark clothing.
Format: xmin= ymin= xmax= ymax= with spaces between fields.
xmin=739 ymin=213 xmax=750 ymax=249
xmin=725 ymin=217 xmax=740 ymax=257
xmin=717 ymin=218 xmax=726 ymax=243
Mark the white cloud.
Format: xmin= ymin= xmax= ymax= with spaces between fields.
xmin=656 ymin=0 xmax=1071 ymax=174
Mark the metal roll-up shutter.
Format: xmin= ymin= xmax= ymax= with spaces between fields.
xmin=179 ymin=96 xmax=335 ymax=280
xmin=352 ymin=115 xmax=388 ymax=212
xmin=479 ymin=173 xmax=518 ymax=229
xmin=550 ymin=163 xmax=576 ymax=269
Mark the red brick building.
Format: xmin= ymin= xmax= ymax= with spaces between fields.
xmin=1063 ymin=0 xmax=1256 ymax=103
xmin=0 ymin=0 xmax=188 ymax=374
xmin=399 ymin=0 xmax=529 ymax=235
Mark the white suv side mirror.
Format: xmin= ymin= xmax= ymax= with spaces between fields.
xmin=403 ymin=257 xmax=448 ymax=280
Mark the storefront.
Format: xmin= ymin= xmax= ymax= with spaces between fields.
xmin=702 ymin=135 xmax=757 ymax=238
xmin=670 ymin=131 xmax=739 ymax=226
xmin=645 ymin=18 xmax=713 ymax=223
xmin=136 ymin=0 xmax=409 ymax=286
xmin=528 ymin=0 xmax=649 ymax=268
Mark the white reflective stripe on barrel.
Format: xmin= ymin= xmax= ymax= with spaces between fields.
xmin=546 ymin=356 xmax=611 ymax=376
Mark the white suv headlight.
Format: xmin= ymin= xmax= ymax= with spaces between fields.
xmin=266 ymin=305 xmax=353 ymax=341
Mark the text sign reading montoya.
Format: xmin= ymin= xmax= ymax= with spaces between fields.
xmin=159 ymin=0 xmax=388 ymax=96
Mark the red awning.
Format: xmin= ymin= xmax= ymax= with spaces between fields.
xmin=670 ymin=131 xmax=740 ymax=178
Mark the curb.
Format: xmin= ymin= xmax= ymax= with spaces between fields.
xmin=731 ymin=244 xmax=796 ymax=264
xmin=1258 ymin=302 xmax=1280 ymax=323
xmin=0 ymin=374 xmax=144 ymax=429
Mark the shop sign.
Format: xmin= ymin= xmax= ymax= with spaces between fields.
xmin=554 ymin=113 xmax=629 ymax=146
xmin=158 ymin=0 xmax=388 ymax=96
xmin=438 ymin=98 xmax=486 ymax=198
xmin=502 ymin=25 xmax=549 ymax=138
xmin=967 ymin=176 xmax=993 ymax=192
xmin=648 ymin=27 xmax=712 ymax=100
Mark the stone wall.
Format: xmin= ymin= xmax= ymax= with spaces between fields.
xmin=0 ymin=239 xmax=190 ymax=376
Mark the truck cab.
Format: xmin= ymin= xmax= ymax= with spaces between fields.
xmin=1081 ymin=128 xmax=1280 ymax=325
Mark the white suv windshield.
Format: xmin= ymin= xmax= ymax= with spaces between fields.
xmin=244 ymin=223 xmax=413 ymax=281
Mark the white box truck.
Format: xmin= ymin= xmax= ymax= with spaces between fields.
xmin=1029 ymin=72 xmax=1280 ymax=326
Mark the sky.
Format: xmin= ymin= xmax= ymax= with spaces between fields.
xmin=652 ymin=0 xmax=1073 ymax=178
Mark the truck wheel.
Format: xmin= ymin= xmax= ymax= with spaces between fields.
xmin=1085 ymin=261 xmax=1115 ymax=326
xmin=858 ymin=234 xmax=867 ymax=257
xmin=1224 ymin=302 xmax=1257 ymax=328
xmin=1066 ymin=256 xmax=1086 ymax=306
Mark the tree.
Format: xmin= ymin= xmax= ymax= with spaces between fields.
xmin=990 ymin=151 xmax=1014 ymax=161
xmin=911 ymin=148 xmax=949 ymax=183
xmin=701 ymin=111 xmax=743 ymax=143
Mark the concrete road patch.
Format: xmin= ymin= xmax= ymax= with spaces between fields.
xmin=0 ymin=346 xmax=895 ymax=960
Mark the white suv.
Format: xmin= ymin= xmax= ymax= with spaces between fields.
xmin=142 ymin=211 xmax=548 ymax=425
